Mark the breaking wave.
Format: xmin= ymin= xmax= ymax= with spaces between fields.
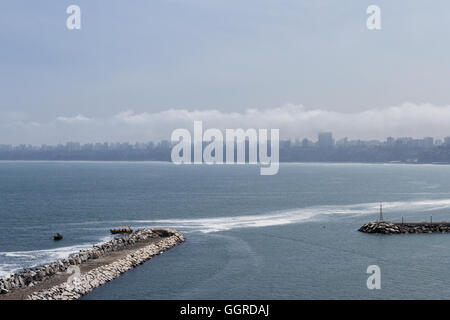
xmin=0 ymin=237 xmax=112 ymax=279
xmin=127 ymin=198 xmax=450 ymax=233
xmin=2 ymin=198 xmax=450 ymax=278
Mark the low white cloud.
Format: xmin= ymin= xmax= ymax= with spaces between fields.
xmin=2 ymin=103 xmax=450 ymax=144
xmin=56 ymin=114 xmax=91 ymax=123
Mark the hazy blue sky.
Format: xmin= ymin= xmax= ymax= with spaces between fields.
xmin=1 ymin=0 xmax=450 ymax=143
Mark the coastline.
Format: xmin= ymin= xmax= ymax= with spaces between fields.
xmin=0 ymin=159 xmax=448 ymax=166
xmin=0 ymin=228 xmax=185 ymax=300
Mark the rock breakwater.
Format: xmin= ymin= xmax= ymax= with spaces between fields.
xmin=0 ymin=228 xmax=185 ymax=300
xmin=358 ymin=221 xmax=450 ymax=234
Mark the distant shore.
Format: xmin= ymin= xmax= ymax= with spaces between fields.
xmin=0 ymin=159 xmax=449 ymax=166
xmin=0 ymin=228 xmax=185 ymax=300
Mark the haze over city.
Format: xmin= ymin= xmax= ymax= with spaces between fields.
xmin=3 ymin=131 xmax=450 ymax=165
xmin=2 ymin=1 xmax=450 ymax=144
xmin=3 ymin=103 xmax=450 ymax=145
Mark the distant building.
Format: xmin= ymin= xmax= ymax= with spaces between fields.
xmin=66 ymin=141 xmax=81 ymax=151
xmin=159 ymin=140 xmax=170 ymax=148
xmin=336 ymin=137 xmax=348 ymax=147
xmin=317 ymin=132 xmax=334 ymax=148
xmin=386 ymin=137 xmax=395 ymax=146
xmin=366 ymin=140 xmax=382 ymax=147
xmin=395 ymin=137 xmax=411 ymax=146
xmin=301 ymin=138 xmax=313 ymax=148
xmin=423 ymin=137 xmax=434 ymax=148
xmin=280 ymin=140 xmax=291 ymax=149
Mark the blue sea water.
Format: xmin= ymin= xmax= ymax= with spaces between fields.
xmin=2 ymin=161 xmax=450 ymax=299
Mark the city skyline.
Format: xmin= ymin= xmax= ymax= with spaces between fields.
xmin=3 ymin=132 xmax=450 ymax=165
xmin=1 ymin=131 xmax=450 ymax=148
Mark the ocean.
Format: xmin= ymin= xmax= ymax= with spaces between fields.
xmin=2 ymin=161 xmax=450 ymax=299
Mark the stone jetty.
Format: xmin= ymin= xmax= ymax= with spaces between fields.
xmin=359 ymin=221 xmax=450 ymax=234
xmin=0 ymin=228 xmax=185 ymax=300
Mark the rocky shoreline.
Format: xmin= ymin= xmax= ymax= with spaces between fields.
xmin=0 ymin=228 xmax=185 ymax=300
xmin=358 ymin=221 xmax=450 ymax=234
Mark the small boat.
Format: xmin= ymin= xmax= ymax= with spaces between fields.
xmin=53 ymin=233 xmax=63 ymax=241
xmin=110 ymin=226 xmax=133 ymax=234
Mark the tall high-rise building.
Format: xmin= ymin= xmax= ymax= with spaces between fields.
xmin=317 ymin=132 xmax=334 ymax=148
xmin=423 ymin=137 xmax=434 ymax=148
xmin=444 ymin=137 xmax=450 ymax=146
xmin=386 ymin=137 xmax=395 ymax=146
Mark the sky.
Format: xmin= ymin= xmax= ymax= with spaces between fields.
xmin=1 ymin=0 xmax=450 ymax=144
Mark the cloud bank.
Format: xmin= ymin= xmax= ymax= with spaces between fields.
xmin=2 ymin=103 xmax=450 ymax=145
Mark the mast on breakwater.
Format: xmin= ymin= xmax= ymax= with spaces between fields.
xmin=379 ymin=203 xmax=383 ymax=222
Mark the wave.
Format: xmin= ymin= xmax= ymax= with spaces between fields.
xmin=0 ymin=236 xmax=113 ymax=279
xmin=2 ymin=198 xmax=450 ymax=278
xmin=127 ymin=198 xmax=450 ymax=233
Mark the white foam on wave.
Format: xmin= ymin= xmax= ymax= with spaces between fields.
xmin=0 ymin=236 xmax=113 ymax=279
xmin=129 ymin=198 xmax=450 ymax=233
xmin=0 ymin=264 xmax=22 ymax=279
xmin=2 ymin=198 xmax=450 ymax=278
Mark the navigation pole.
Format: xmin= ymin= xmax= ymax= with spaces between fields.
xmin=379 ymin=203 xmax=384 ymax=222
